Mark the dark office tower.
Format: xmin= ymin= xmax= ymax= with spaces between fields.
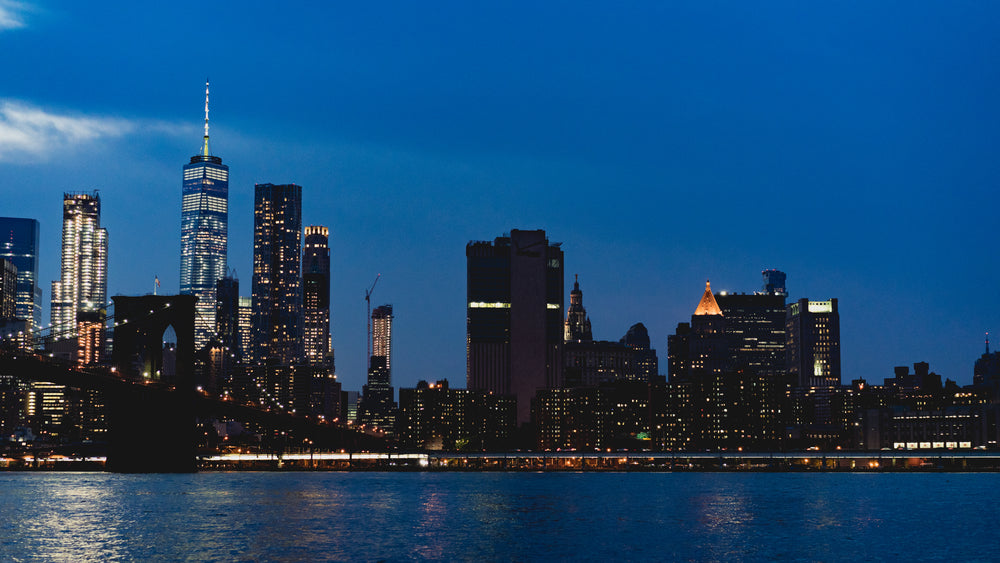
xmin=715 ymin=292 xmax=787 ymax=376
xmin=180 ymin=81 xmax=229 ymax=351
xmin=716 ymin=289 xmax=788 ymax=445
xmin=0 ymin=259 xmax=15 ymax=319
xmin=621 ymin=323 xmax=658 ymax=381
xmin=467 ymin=229 xmax=564 ymax=426
xmin=215 ymin=275 xmax=241 ymax=362
xmin=302 ymin=226 xmax=331 ymax=369
xmin=564 ymin=275 xmax=592 ymax=342
xmin=762 ymin=269 xmax=787 ymax=296
xmin=51 ymin=192 xmax=108 ymax=350
xmin=786 ymin=298 xmax=841 ymax=387
xmin=250 ymin=183 xmax=303 ymax=365
xmin=0 ymin=217 xmax=41 ymax=331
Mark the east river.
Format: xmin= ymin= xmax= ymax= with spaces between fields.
xmin=0 ymin=472 xmax=996 ymax=561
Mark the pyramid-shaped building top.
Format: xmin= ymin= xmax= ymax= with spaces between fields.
xmin=693 ymin=280 xmax=723 ymax=316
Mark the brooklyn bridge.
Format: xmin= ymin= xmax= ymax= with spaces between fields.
xmin=0 ymin=294 xmax=383 ymax=472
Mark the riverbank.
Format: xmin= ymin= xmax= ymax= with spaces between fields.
xmin=5 ymin=450 xmax=1000 ymax=472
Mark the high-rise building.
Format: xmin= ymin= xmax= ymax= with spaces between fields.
xmin=50 ymin=191 xmax=108 ymax=350
xmin=180 ymin=81 xmax=229 ymax=350
xmin=215 ymin=275 xmax=241 ymax=362
xmin=0 ymin=259 xmax=16 ymax=320
xmin=716 ymin=292 xmax=787 ymax=377
xmin=0 ymin=217 xmax=41 ymax=332
xmin=302 ymin=226 xmax=331 ymax=369
xmin=716 ymin=289 xmax=789 ymax=444
xmin=359 ymin=304 xmax=395 ymax=433
xmin=238 ymin=296 xmax=252 ymax=360
xmin=621 ymin=323 xmax=659 ymax=381
xmin=786 ymin=298 xmax=841 ymax=387
xmin=564 ymin=275 xmax=592 ymax=342
xmin=371 ymin=304 xmax=392 ymax=373
xmin=250 ymin=183 xmax=303 ymax=365
xmin=467 ymin=229 xmax=564 ymax=425
xmin=667 ymin=281 xmax=736 ymax=448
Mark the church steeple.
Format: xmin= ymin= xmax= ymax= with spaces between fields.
xmin=565 ymin=274 xmax=593 ymax=342
xmin=693 ymin=280 xmax=723 ymax=316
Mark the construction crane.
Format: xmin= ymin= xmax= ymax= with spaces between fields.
xmin=365 ymin=273 xmax=381 ymax=362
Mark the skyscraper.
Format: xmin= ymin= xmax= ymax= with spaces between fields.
xmin=302 ymin=226 xmax=331 ymax=369
xmin=0 ymin=259 xmax=16 ymax=320
xmin=0 ymin=217 xmax=41 ymax=332
xmin=715 ymin=291 xmax=787 ymax=377
xmin=250 ymin=183 xmax=303 ymax=365
xmin=467 ymin=229 xmax=564 ymax=425
xmin=371 ymin=304 xmax=392 ymax=373
xmin=786 ymin=298 xmax=841 ymax=387
xmin=238 ymin=296 xmax=252 ymax=360
xmin=180 ymin=81 xmax=229 ymax=350
xmin=359 ymin=304 xmax=394 ymax=432
xmin=215 ymin=275 xmax=241 ymax=362
xmin=51 ymin=191 xmax=108 ymax=346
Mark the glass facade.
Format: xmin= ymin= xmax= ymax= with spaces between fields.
xmin=302 ymin=226 xmax=331 ymax=368
xmin=50 ymin=192 xmax=107 ymax=342
xmin=180 ymin=154 xmax=229 ymax=350
xmin=0 ymin=217 xmax=41 ymax=332
xmin=251 ymin=183 xmax=303 ymax=365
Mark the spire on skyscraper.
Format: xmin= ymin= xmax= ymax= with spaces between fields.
xmin=181 ymin=80 xmax=229 ymax=350
xmin=203 ymin=79 xmax=211 ymax=157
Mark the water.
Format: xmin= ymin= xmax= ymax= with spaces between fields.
xmin=0 ymin=472 xmax=995 ymax=562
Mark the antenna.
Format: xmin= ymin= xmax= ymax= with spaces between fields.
xmin=202 ymin=79 xmax=210 ymax=156
xmin=365 ymin=274 xmax=381 ymax=363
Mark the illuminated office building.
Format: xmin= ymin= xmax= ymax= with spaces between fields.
xmin=250 ymin=183 xmax=303 ymax=365
xmin=50 ymin=191 xmax=108 ymax=352
xmin=180 ymin=81 xmax=229 ymax=350
xmin=466 ymin=229 xmax=564 ymax=425
xmin=786 ymin=298 xmax=841 ymax=387
xmin=238 ymin=296 xmax=252 ymax=360
xmin=371 ymin=304 xmax=392 ymax=373
xmin=0 ymin=217 xmax=41 ymax=332
xmin=359 ymin=305 xmax=395 ymax=433
xmin=302 ymin=226 xmax=331 ymax=369
xmin=0 ymin=259 xmax=15 ymax=320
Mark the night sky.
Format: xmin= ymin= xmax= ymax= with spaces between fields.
xmin=2 ymin=1 xmax=998 ymax=392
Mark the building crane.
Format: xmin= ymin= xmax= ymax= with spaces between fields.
xmin=365 ymin=273 xmax=381 ymax=363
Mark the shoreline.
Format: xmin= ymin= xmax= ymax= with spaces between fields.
xmin=5 ymin=450 xmax=1000 ymax=472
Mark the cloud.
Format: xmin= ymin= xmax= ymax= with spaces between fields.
xmin=0 ymin=1 xmax=30 ymax=31
xmin=0 ymin=100 xmax=138 ymax=161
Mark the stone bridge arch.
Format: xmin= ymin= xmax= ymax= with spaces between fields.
xmin=111 ymin=295 xmax=197 ymax=388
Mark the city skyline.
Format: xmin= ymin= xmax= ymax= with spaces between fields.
xmin=1 ymin=2 xmax=999 ymax=392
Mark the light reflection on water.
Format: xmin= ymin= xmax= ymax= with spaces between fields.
xmin=0 ymin=472 xmax=995 ymax=561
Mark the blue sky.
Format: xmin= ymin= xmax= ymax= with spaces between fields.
xmin=2 ymin=1 xmax=998 ymax=391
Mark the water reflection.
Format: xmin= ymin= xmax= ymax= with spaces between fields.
xmin=0 ymin=472 xmax=992 ymax=561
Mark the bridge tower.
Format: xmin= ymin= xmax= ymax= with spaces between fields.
xmin=107 ymin=294 xmax=198 ymax=472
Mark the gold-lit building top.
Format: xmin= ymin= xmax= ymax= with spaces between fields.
xmin=693 ymin=280 xmax=723 ymax=316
